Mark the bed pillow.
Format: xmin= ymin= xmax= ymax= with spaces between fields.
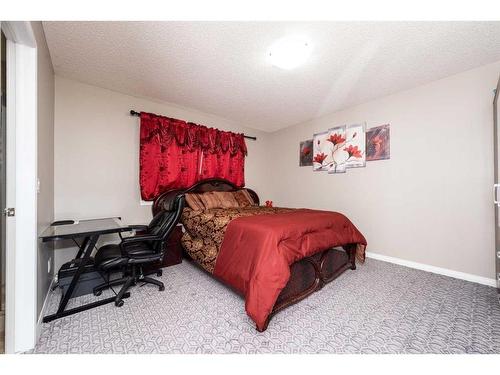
xmin=185 ymin=193 xmax=206 ymax=211
xmin=212 ymin=191 xmax=240 ymax=208
xmin=185 ymin=189 xmax=256 ymax=210
xmin=232 ymin=189 xmax=256 ymax=207
xmin=198 ymin=191 xmax=225 ymax=209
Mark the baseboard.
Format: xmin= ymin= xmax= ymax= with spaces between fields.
xmin=36 ymin=277 xmax=55 ymax=344
xmin=365 ymin=251 xmax=497 ymax=287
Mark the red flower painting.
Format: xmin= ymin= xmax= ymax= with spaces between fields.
xmin=300 ymin=139 xmax=314 ymax=167
xmin=327 ymin=133 xmax=346 ymax=146
xmin=313 ymin=152 xmax=327 ymax=164
xmin=313 ymin=124 xmax=366 ymax=173
xmin=344 ymin=145 xmax=363 ymax=159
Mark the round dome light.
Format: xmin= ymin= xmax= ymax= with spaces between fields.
xmin=268 ymin=36 xmax=312 ymax=70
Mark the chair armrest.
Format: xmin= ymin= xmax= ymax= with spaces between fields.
xmin=126 ymin=224 xmax=149 ymax=231
xmin=117 ymin=224 xmax=150 ymax=240
xmin=120 ymin=234 xmax=160 ymax=246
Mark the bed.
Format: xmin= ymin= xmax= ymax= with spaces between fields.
xmin=153 ymin=178 xmax=367 ymax=332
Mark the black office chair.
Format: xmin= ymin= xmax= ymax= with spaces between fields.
xmin=93 ymin=194 xmax=185 ymax=306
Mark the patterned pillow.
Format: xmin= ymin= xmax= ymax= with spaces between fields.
xmin=232 ymin=189 xmax=256 ymax=207
xmin=185 ymin=193 xmax=206 ymax=211
xmin=186 ymin=189 xmax=255 ymax=210
xmin=212 ymin=191 xmax=240 ymax=208
xmin=198 ymin=191 xmax=224 ymax=210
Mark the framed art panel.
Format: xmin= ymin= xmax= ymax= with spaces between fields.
xmin=344 ymin=123 xmax=366 ymax=168
xmin=327 ymin=125 xmax=347 ymax=174
xmin=366 ymin=124 xmax=390 ymax=161
xmin=313 ymin=130 xmax=333 ymax=171
xmin=299 ymin=139 xmax=313 ymax=166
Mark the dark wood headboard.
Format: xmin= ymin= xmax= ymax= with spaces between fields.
xmin=152 ymin=178 xmax=260 ymax=216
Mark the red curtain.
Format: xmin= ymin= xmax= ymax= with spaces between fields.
xmin=139 ymin=112 xmax=247 ymax=201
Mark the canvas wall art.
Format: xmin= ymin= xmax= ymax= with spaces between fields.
xmin=312 ymin=130 xmax=333 ymax=171
xmin=327 ymin=126 xmax=347 ymax=174
xmin=299 ymin=139 xmax=313 ymax=166
xmin=366 ymin=124 xmax=390 ymax=161
xmin=344 ymin=123 xmax=366 ymax=168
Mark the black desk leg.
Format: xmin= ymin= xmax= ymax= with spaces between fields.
xmin=56 ymin=234 xmax=98 ymax=314
xmin=74 ymin=236 xmax=90 ymax=259
xmin=43 ymin=234 xmax=130 ymax=323
xmin=42 ymin=293 xmax=130 ymax=323
xmin=42 ymin=233 xmax=131 ymax=323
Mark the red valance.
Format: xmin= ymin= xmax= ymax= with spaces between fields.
xmin=139 ymin=112 xmax=246 ymax=200
xmin=140 ymin=112 xmax=247 ymax=155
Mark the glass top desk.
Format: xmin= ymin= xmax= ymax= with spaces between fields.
xmin=40 ymin=217 xmax=133 ymax=323
xmin=40 ymin=217 xmax=128 ymax=242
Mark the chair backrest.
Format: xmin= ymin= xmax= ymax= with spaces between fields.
xmin=148 ymin=211 xmax=169 ymax=236
xmin=149 ymin=194 xmax=185 ymax=253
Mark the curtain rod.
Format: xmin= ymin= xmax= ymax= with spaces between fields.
xmin=129 ymin=110 xmax=257 ymax=141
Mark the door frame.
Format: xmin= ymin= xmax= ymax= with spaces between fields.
xmin=1 ymin=21 xmax=38 ymax=354
xmin=495 ymin=75 xmax=500 ymax=293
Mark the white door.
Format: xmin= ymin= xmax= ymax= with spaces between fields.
xmin=0 ymin=27 xmax=7 ymax=354
xmin=3 ymin=27 xmax=19 ymax=355
xmin=1 ymin=21 xmax=37 ymax=353
xmin=495 ymin=75 xmax=500 ymax=295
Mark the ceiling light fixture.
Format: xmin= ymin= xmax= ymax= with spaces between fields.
xmin=268 ymin=36 xmax=312 ymax=70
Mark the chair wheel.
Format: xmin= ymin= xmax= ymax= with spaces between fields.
xmin=157 ymin=270 xmax=163 ymax=277
xmin=115 ymin=300 xmax=124 ymax=307
xmin=93 ymin=290 xmax=102 ymax=296
xmin=159 ymin=285 xmax=165 ymax=291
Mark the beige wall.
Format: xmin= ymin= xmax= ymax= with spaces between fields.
xmin=266 ymin=60 xmax=500 ymax=280
xmin=32 ymin=22 xmax=55 ymax=316
xmin=54 ymin=76 xmax=272 ymax=268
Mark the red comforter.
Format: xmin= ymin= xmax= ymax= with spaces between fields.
xmin=213 ymin=208 xmax=367 ymax=331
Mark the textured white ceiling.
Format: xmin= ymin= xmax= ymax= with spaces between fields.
xmin=43 ymin=21 xmax=500 ymax=132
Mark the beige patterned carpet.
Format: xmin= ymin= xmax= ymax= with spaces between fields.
xmin=33 ymin=258 xmax=500 ymax=354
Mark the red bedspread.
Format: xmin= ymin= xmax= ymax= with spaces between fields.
xmin=213 ymin=208 xmax=367 ymax=331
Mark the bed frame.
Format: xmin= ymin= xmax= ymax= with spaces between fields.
xmin=153 ymin=178 xmax=357 ymax=332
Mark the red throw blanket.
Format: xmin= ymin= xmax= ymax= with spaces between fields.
xmin=213 ymin=209 xmax=367 ymax=331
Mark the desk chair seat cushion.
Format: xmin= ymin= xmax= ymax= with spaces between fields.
xmin=122 ymin=242 xmax=162 ymax=263
xmin=95 ymin=244 xmax=128 ymax=270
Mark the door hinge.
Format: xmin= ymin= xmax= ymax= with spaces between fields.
xmin=3 ymin=207 xmax=15 ymax=217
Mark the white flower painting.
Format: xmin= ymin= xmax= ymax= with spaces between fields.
xmin=344 ymin=123 xmax=366 ymax=168
xmin=312 ymin=123 xmax=366 ymax=174
xmin=312 ymin=130 xmax=333 ymax=171
xmin=326 ymin=126 xmax=348 ymax=174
